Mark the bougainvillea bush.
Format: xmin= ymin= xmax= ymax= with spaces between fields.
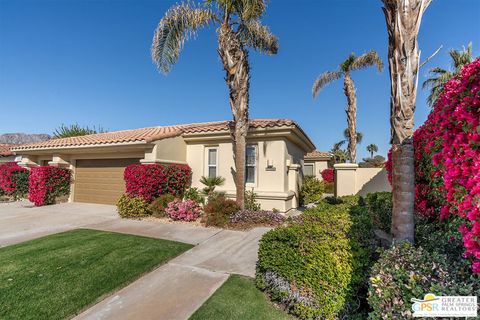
xmin=165 ymin=199 xmax=201 ymax=221
xmin=124 ymin=164 xmax=191 ymax=203
xmin=321 ymin=168 xmax=334 ymax=183
xmin=28 ymin=166 xmax=71 ymax=206
xmin=0 ymin=162 xmax=29 ymax=199
xmin=385 ymin=59 xmax=480 ymax=272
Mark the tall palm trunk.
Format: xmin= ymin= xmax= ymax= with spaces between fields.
xmin=343 ymin=73 xmax=357 ymax=163
xmin=217 ymin=23 xmax=250 ymax=209
xmin=383 ymin=0 xmax=430 ymax=243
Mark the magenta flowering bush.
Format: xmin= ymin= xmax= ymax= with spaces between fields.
xmin=321 ymin=168 xmax=334 ymax=183
xmin=0 ymin=162 xmax=28 ymax=196
xmin=165 ymin=199 xmax=201 ymax=221
xmin=386 ymin=59 xmax=480 ymax=272
xmin=28 ymin=166 xmax=71 ymax=206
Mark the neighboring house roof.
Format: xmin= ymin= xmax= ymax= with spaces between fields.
xmin=0 ymin=144 xmax=14 ymax=157
xmin=12 ymin=119 xmax=314 ymax=152
xmin=305 ymin=150 xmax=332 ymax=160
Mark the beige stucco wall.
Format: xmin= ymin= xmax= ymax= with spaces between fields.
xmin=304 ymin=159 xmax=329 ymax=180
xmin=334 ymin=164 xmax=391 ymax=197
xmin=142 ymin=136 xmax=187 ymax=164
xmin=187 ymin=137 xmax=303 ymax=211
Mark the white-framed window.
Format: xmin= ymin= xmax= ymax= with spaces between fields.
xmin=304 ymin=163 xmax=314 ymax=177
xmin=246 ymin=145 xmax=256 ymax=184
xmin=207 ymin=148 xmax=218 ymax=178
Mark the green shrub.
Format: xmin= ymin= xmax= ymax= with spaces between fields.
xmin=245 ymin=189 xmax=261 ymax=211
xmin=149 ymin=194 xmax=175 ymax=217
xmin=299 ymin=176 xmax=324 ymax=206
xmin=183 ymin=187 xmax=204 ymax=204
xmin=256 ymin=201 xmax=375 ymax=319
xmin=203 ymin=195 xmax=240 ymax=227
xmin=10 ymin=170 xmax=29 ymax=200
xmin=365 ymin=192 xmax=392 ymax=233
xmin=323 ymin=181 xmax=334 ymax=194
xmin=416 ymin=215 xmax=478 ymax=288
xmin=367 ymin=242 xmax=477 ymax=319
xmin=117 ymin=194 xmax=151 ymax=218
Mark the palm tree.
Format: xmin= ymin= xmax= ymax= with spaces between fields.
xmin=330 ymin=140 xmax=349 ymax=163
xmin=382 ymin=0 xmax=431 ymax=243
xmin=312 ymin=51 xmax=383 ymax=163
xmin=151 ymin=1 xmax=278 ymax=209
xmin=366 ymin=143 xmax=378 ymax=158
xmin=343 ymin=128 xmax=363 ymax=145
xmin=423 ymin=43 xmax=475 ymax=107
xmin=200 ymin=176 xmax=226 ymax=197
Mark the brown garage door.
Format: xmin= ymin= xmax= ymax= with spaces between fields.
xmin=74 ymin=158 xmax=140 ymax=205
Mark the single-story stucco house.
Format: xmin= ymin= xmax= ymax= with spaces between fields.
xmin=303 ymin=150 xmax=333 ymax=180
xmin=12 ymin=119 xmax=315 ymax=212
xmin=0 ymin=144 xmax=16 ymax=163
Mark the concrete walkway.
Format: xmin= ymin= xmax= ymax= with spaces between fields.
xmin=0 ymin=201 xmax=269 ymax=320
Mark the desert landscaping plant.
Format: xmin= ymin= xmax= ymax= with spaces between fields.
xmin=53 ymin=123 xmax=106 ymax=138
xmin=151 ymin=0 xmax=278 ymax=208
xmin=299 ymin=175 xmax=324 ymax=206
xmin=148 ymin=193 xmax=175 ymax=217
xmin=203 ymin=195 xmax=240 ymax=227
xmin=200 ymin=175 xmax=225 ymax=198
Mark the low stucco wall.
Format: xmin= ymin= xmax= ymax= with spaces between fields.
xmin=334 ymin=164 xmax=391 ymax=197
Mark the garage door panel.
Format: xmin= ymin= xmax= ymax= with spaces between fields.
xmin=74 ymin=158 xmax=139 ymax=205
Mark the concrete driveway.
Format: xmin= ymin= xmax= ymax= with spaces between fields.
xmin=0 ymin=200 xmax=270 ymax=320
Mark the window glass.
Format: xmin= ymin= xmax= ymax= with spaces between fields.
xmin=246 ymin=146 xmax=256 ymax=183
xmin=207 ymin=148 xmax=217 ymax=177
xmin=304 ymin=164 xmax=314 ymax=176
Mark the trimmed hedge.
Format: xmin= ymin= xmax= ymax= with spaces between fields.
xmin=0 ymin=162 xmax=29 ymax=199
xmin=299 ymin=176 xmax=324 ymax=206
xmin=256 ymin=198 xmax=375 ymax=319
xmin=117 ymin=194 xmax=151 ymax=218
xmin=124 ymin=164 xmax=192 ymax=203
xmin=365 ymin=192 xmax=392 ymax=233
xmin=28 ymin=166 xmax=71 ymax=206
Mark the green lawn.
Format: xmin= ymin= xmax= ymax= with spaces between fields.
xmin=0 ymin=229 xmax=192 ymax=320
xmin=189 ymin=274 xmax=293 ymax=320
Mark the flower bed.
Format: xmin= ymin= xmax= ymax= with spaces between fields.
xmin=229 ymin=210 xmax=285 ymax=229
xmin=386 ymin=59 xmax=480 ymax=272
xmin=165 ymin=199 xmax=201 ymax=221
xmin=28 ymin=166 xmax=71 ymax=206
xmin=124 ymin=164 xmax=191 ymax=202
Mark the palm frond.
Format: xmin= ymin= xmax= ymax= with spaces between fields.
xmin=237 ymin=20 xmax=278 ymax=54
xmin=231 ymin=0 xmax=267 ymax=20
xmin=350 ymin=50 xmax=383 ymax=72
xmin=312 ymin=71 xmax=343 ymax=98
xmin=343 ymin=128 xmax=363 ymax=143
xmin=151 ymin=3 xmax=214 ymax=74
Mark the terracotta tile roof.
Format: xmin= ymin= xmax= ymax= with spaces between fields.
xmin=305 ymin=150 xmax=332 ymax=159
xmin=12 ymin=119 xmax=308 ymax=151
xmin=0 ymin=144 xmax=13 ymax=157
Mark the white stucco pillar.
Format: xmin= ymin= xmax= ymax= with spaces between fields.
xmin=334 ymin=163 xmax=358 ymax=197
xmin=287 ymin=163 xmax=301 ymax=208
xmin=48 ymin=154 xmax=71 ymax=168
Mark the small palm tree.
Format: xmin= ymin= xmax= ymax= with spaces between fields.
xmin=423 ymin=43 xmax=475 ymax=107
xmin=366 ymin=143 xmax=378 ymax=158
xmin=152 ymin=0 xmax=278 ymax=209
xmin=312 ymin=51 xmax=383 ymax=163
xmin=53 ymin=124 xmax=106 ymax=138
xmin=200 ymin=176 xmax=226 ymax=197
xmin=330 ymin=140 xmax=348 ymax=163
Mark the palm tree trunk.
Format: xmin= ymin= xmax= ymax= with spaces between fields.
xmin=217 ymin=23 xmax=250 ymax=209
xmin=343 ymin=73 xmax=357 ymax=163
xmin=383 ymin=0 xmax=431 ymax=243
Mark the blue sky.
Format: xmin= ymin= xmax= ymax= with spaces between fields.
xmin=1 ymin=0 xmax=479 ymax=159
